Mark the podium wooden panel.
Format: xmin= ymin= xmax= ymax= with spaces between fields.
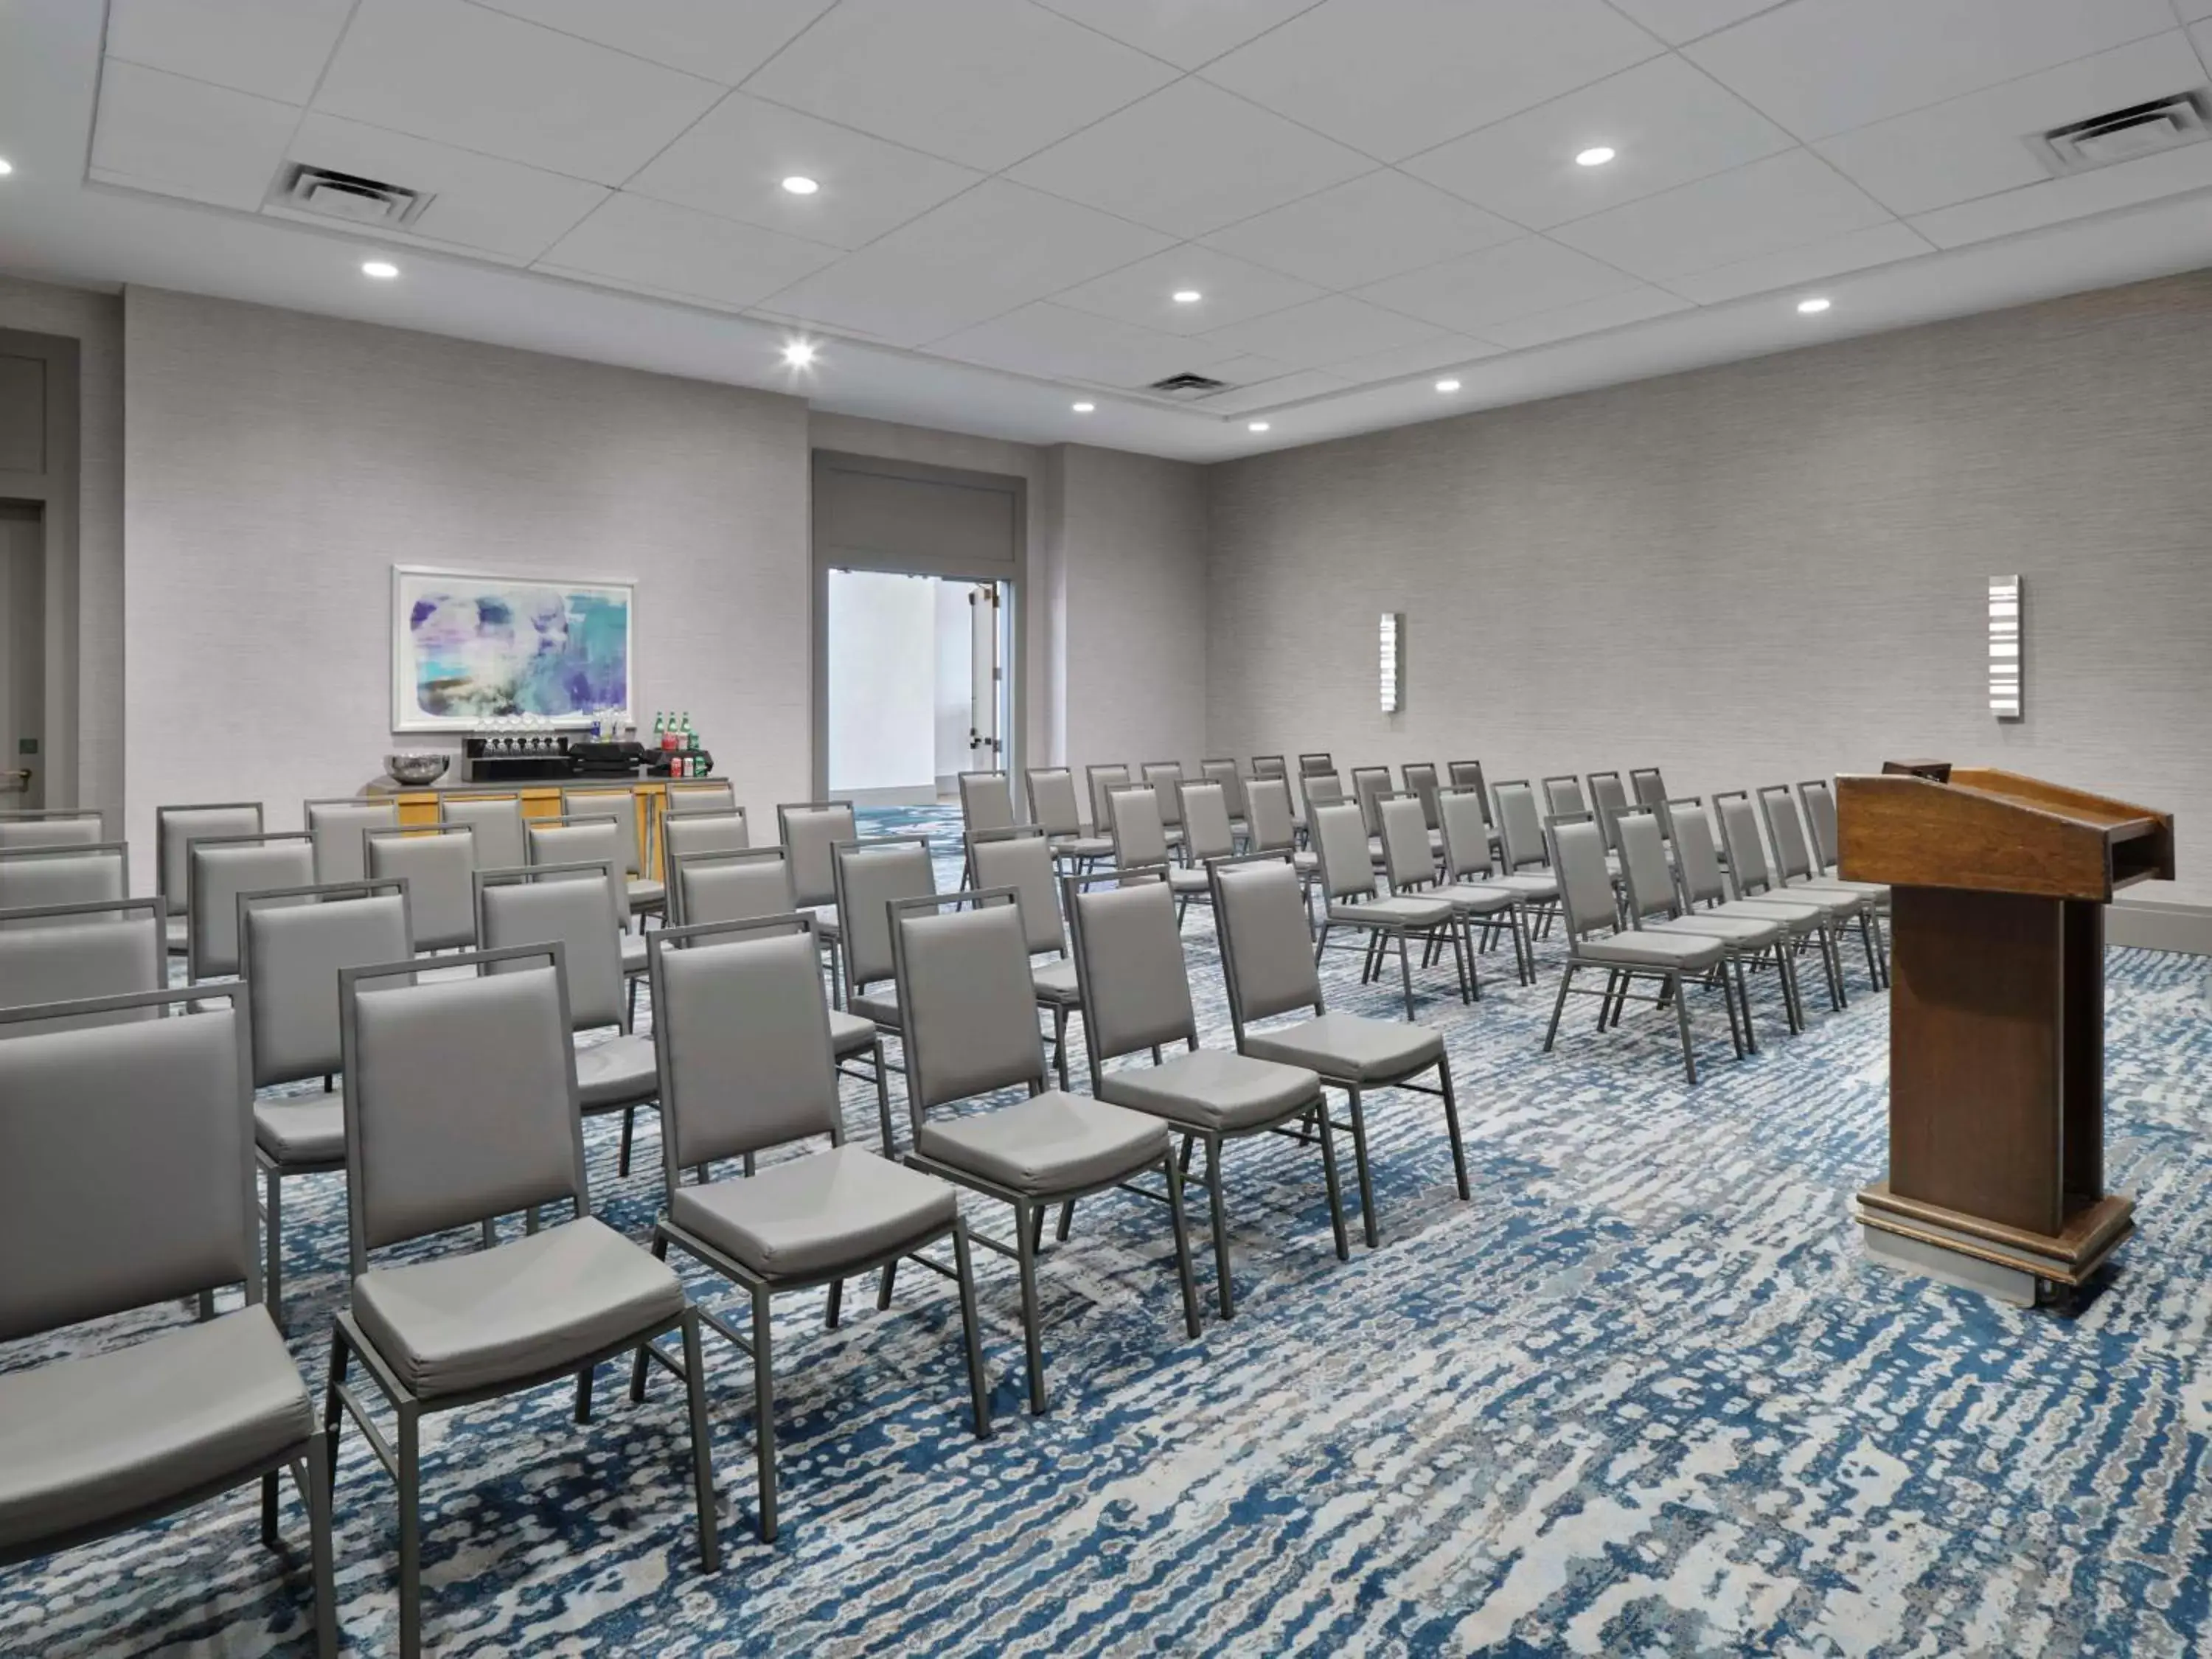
xmin=1839 ymin=767 xmax=2173 ymax=1298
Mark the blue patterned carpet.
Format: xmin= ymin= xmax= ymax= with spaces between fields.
xmin=7 ymin=802 xmax=2211 ymax=1656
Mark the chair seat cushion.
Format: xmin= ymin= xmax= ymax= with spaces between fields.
xmin=1707 ymin=897 xmax=1823 ymax=929
xmin=1328 ymin=896 xmax=1454 ymax=929
xmin=575 ymin=1033 xmax=658 ymax=1110
xmin=1049 ymin=835 xmax=1113 ymax=860
xmin=165 ymin=914 xmax=189 ymax=953
xmin=627 ymin=877 xmax=666 ymax=911
xmin=1031 ymin=959 xmax=1080 ymax=1004
xmin=917 ymin=1091 xmax=1168 ymax=1195
xmin=828 ymin=1007 xmax=878 ymax=1058
xmin=1293 ymin=850 xmax=1318 ymax=874
xmin=669 ymin=1145 xmax=955 ymax=1280
xmin=351 ymin=1217 xmax=684 ymax=1399
xmin=621 ymin=932 xmax=649 ymax=973
xmin=1240 ymin=1013 xmax=1444 ymax=1085
xmin=1167 ymin=866 xmax=1210 ymax=895
xmin=1437 ymin=882 xmax=1516 ymax=915
xmin=849 ymin=987 xmax=900 ymax=1029
xmin=0 ymin=1307 xmax=312 ymax=1551
xmin=1098 ymin=1049 xmax=1321 ymax=1133
xmin=254 ymin=1090 xmax=346 ymax=1166
xmin=1760 ymin=886 xmax=1864 ymax=917
xmin=1489 ymin=873 xmax=1558 ymax=901
xmin=1652 ymin=913 xmax=1782 ymax=947
xmin=1579 ymin=930 xmax=1728 ymax=970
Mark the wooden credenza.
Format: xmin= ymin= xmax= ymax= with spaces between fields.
xmin=376 ymin=778 xmax=719 ymax=880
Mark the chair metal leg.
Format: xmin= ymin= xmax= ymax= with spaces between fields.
xmin=397 ymin=1402 xmax=422 ymax=1659
xmin=480 ymin=1218 xmax=497 ymax=1249
xmin=1178 ymin=1134 xmax=1196 ymax=1175
xmin=1396 ymin=930 xmax=1416 ymax=1020
xmin=306 ymin=1427 xmax=338 ymax=1658
xmin=1438 ymin=1053 xmax=1470 ymax=1202
xmin=265 ymin=1165 xmax=285 ymax=1336
xmin=1203 ymin=1135 xmax=1233 ymax=1321
xmin=872 ymin=1037 xmax=895 ymax=1155
xmin=321 ymin=1326 xmax=349 ymax=1487
xmin=750 ymin=1287 xmax=777 ymax=1543
xmin=1345 ymin=1087 xmax=1379 ymax=1248
xmin=1052 ymin=1004 xmax=1069 ymax=1092
xmin=574 ymin=1363 xmax=594 ymax=1423
xmin=631 ymin=1233 xmax=669 ymax=1402
xmin=1672 ymin=970 xmax=1700 ymax=1085
xmin=262 ymin=1468 xmax=279 ymax=1548
xmin=1543 ymin=962 xmax=1576 ymax=1052
xmin=1162 ymin=1151 xmax=1203 ymax=1339
xmin=877 ymin=1259 xmax=897 ymax=1310
xmin=1013 ymin=1200 xmax=1048 ymax=1414
xmin=951 ymin=1219 xmax=992 ymax=1440
xmin=1055 ymin=1199 xmax=1075 ymax=1242
xmin=619 ymin=1105 xmax=636 ymax=1177
xmin=825 ymin=1276 xmax=844 ymax=1331
xmin=1313 ymin=919 xmax=1332 ymax=966
xmin=681 ymin=1308 xmax=722 ymax=1573
xmin=1313 ymin=1106 xmax=1351 ymax=1262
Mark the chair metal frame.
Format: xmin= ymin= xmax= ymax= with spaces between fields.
xmin=1021 ymin=766 xmax=1113 ymax=869
xmin=1311 ymin=797 xmax=1470 ymax=1020
xmin=364 ymin=819 xmax=480 ymax=952
xmin=775 ymin=799 xmax=858 ymax=1001
xmin=1250 ymin=754 xmax=1288 ymax=780
xmin=1430 ymin=786 xmax=1536 ymax=985
xmin=185 ymin=830 xmax=316 ymax=981
xmin=1714 ymin=790 xmax=1863 ymax=1004
xmin=956 ymin=768 xmax=1018 ymax=836
xmin=1608 ymin=805 xmax=1781 ymax=1047
xmin=156 ymin=800 xmax=265 ymax=944
xmin=1666 ymin=796 xmax=1841 ymax=1016
xmin=832 ymin=831 xmax=938 ymax=1032
xmin=300 ymin=795 xmax=402 ymax=885
xmin=964 ymin=824 xmax=1088 ymax=1091
xmin=0 ymin=838 xmax=131 ymax=917
xmin=1756 ymin=782 xmax=1888 ymax=989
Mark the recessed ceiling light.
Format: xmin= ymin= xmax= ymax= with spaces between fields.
xmin=1248 ymin=421 xmax=1270 ymax=432
xmin=782 ymin=339 xmax=818 ymax=368
xmin=1797 ymin=296 xmax=1832 ymax=314
xmin=0 ymin=159 xmax=14 ymax=178
xmin=361 ymin=260 xmax=399 ymax=279
xmin=1071 ymin=401 xmax=1095 ymax=413
xmin=1435 ymin=378 xmax=1461 ymax=393
xmin=781 ymin=175 xmax=819 ymax=195
xmin=1172 ymin=290 xmax=1202 ymax=304
xmin=1575 ymin=146 xmax=1616 ymax=167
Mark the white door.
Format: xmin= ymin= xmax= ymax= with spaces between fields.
xmin=0 ymin=508 xmax=41 ymax=808
xmin=968 ymin=582 xmax=1001 ymax=770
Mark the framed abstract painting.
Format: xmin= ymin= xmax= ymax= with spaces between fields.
xmin=391 ymin=566 xmax=634 ymax=732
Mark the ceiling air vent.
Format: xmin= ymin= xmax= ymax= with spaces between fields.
xmin=2034 ymin=91 xmax=2211 ymax=175
xmin=1144 ymin=372 xmax=1230 ymax=400
xmin=268 ymin=164 xmax=432 ymax=227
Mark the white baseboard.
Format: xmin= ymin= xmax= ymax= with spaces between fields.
xmin=2110 ymin=899 xmax=2212 ymax=956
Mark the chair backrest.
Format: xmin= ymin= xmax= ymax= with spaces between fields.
xmin=1402 ymin=762 xmax=1442 ymax=830
xmin=833 ymin=835 xmax=936 ymax=991
xmin=1068 ymin=875 xmax=1195 ymax=1073
xmin=1105 ymin=783 xmax=1172 ymax=872
xmin=1244 ymin=775 xmax=1297 ymax=852
xmin=1541 ymin=774 xmax=1588 ymax=820
xmin=189 ymin=834 xmax=316 ymax=977
xmin=1436 ymin=787 xmax=1499 ymax=881
xmin=1178 ymin=781 xmax=1237 ymax=863
xmin=1613 ymin=807 xmax=1682 ymax=925
xmin=1666 ymin=799 xmax=1730 ymax=908
xmin=525 ymin=815 xmax=630 ymax=918
xmin=1630 ymin=767 xmax=1669 ymax=811
xmin=439 ymin=791 xmax=527 ymax=870
xmin=1377 ymin=795 xmax=1435 ymax=892
xmin=776 ymin=801 xmax=858 ymax=908
xmin=967 ymin=828 xmax=1063 ymax=956
xmin=0 ymin=810 xmax=105 ymax=849
xmin=1300 ymin=771 xmax=1345 ymax=821
xmin=476 ymin=862 xmax=628 ymax=1030
xmin=958 ymin=770 xmax=1016 ymax=835
xmin=1200 ymin=758 xmax=1247 ymax=819
xmin=1714 ymin=793 xmax=1776 ymax=897
xmin=1085 ymin=764 xmax=1131 ymax=834
xmin=303 ymin=797 xmax=399 ymax=886
xmin=649 ymin=916 xmax=841 ymax=1175
xmin=366 ymin=823 xmax=479 ymax=950
xmin=1544 ymin=815 xmax=1618 ymax=942
xmin=340 ymin=946 xmax=588 ymax=1269
xmin=891 ymin=892 xmax=1046 ymax=1113
xmin=0 ymin=842 xmax=131 ymax=927
xmin=564 ymin=787 xmax=644 ymax=875
xmin=1446 ymin=759 xmax=1486 ymax=799
xmin=1209 ymin=854 xmax=1323 ymax=1032
xmin=157 ymin=801 xmax=263 ymax=915
xmin=1349 ymin=766 xmax=1392 ymax=836
xmin=673 ymin=848 xmax=795 ymax=928
xmin=1798 ymin=778 xmax=1842 ymax=871
xmin=1142 ymin=762 xmax=1186 ymax=827
xmin=0 ymin=984 xmax=257 ymax=1341
xmin=0 ymin=898 xmax=167 ymax=1033
xmin=1251 ymin=754 xmax=1287 ymax=780
xmin=1023 ymin=767 xmax=1082 ymax=837
xmin=1297 ymin=752 xmax=1334 ymax=776
xmin=1492 ymin=781 xmax=1546 ymax=873
xmin=1758 ymin=784 xmax=1823 ymax=886
xmin=1587 ymin=772 xmax=1630 ymax=851
xmin=240 ymin=881 xmax=413 ymax=1088
xmin=1313 ymin=801 xmax=1378 ymax=902
xmin=664 ymin=809 xmax=751 ymax=863
xmin=664 ymin=779 xmax=737 ymax=817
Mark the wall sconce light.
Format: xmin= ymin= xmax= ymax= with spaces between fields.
xmin=1988 ymin=575 xmax=2022 ymax=720
xmin=1380 ymin=612 xmax=1403 ymax=713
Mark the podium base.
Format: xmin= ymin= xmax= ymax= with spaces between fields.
xmin=1856 ymin=1182 xmax=2132 ymax=1306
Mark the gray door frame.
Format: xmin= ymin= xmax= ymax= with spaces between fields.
xmin=0 ymin=328 xmax=80 ymax=809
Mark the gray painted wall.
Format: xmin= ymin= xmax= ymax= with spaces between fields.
xmin=1206 ymin=272 xmax=2212 ymax=905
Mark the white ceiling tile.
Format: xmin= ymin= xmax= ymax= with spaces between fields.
xmin=1200 ymin=0 xmax=1663 ymax=161
xmin=1403 ymin=55 xmax=1793 ymax=231
xmin=1661 ymin=220 xmax=1932 ymax=303
xmin=90 ymin=60 xmax=301 ymax=211
xmin=626 ymin=94 xmax=979 ymax=251
xmin=931 ymin=303 xmax=1206 ymax=388
xmin=1475 ymin=283 xmax=1690 ymax=348
xmin=2184 ymin=1 xmax=2212 ymax=23
xmin=1033 ymin=0 xmax=1326 ymax=70
xmin=1008 ymin=79 xmax=1371 ymax=237
xmin=105 ymin=0 xmax=352 ymax=104
xmin=1355 ymin=236 xmax=1641 ymax=333
xmin=1197 ymin=293 xmax=1458 ymax=369
xmin=1815 ymin=34 xmax=2208 ymax=218
xmin=1603 ymin=0 xmax=1788 ymax=48
xmin=470 ymin=0 xmax=835 ymax=84
xmin=1052 ymin=246 xmax=1324 ymax=335
xmin=277 ymin=113 xmax=610 ymax=261
xmin=1686 ymin=0 xmax=2180 ymax=142
xmin=1200 ymin=169 xmax=1520 ymax=289
xmin=739 ymin=0 xmax=1175 ymax=172
xmin=1549 ymin=150 xmax=1892 ymax=282
xmin=313 ymin=0 xmax=726 ymax=186
xmin=1909 ymin=141 xmax=2212 ymax=248
xmin=758 ymin=180 xmax=1174 ymax=347
xmin=1324 ymin=334 xmax=1498 ymax=384
xmin=1191 ymin=351 xmax=1298 ymax=383
xmin=537 ymin=192 xmax=842 ymax=309
xmin=1200 ymin=370 xmax=1352 ymax=414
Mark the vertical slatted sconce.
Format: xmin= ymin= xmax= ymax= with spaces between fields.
xmin=1380 ymin=612 xmax=1404 ymax=713
xmin=1989 ymin=575 xmax=2022 ymax=720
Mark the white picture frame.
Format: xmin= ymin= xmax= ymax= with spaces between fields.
xmin=391 ymin=564 xmax=635 ymax=733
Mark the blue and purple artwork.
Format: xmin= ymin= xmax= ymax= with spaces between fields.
xmin=392 ymin=567 xmax=632 ymax=730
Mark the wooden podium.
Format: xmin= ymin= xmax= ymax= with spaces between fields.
xmin=1838 ymin=766 xmax=2174 ymax=1305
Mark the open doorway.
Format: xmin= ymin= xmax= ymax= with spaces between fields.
xmin=825 ymin=568 xmax=1009 ymax=804
xmin=0 ymin=502 xmax=42 ymax=810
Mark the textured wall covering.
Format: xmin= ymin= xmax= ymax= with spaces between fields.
xmin=122 ymin=286 xmax=810 ymax=883
xmin=1206 ymin=273 xmax=2212 ymax=904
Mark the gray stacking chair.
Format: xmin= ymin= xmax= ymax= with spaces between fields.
xmin=1446 ymin=761 xmax=1503 ymax=852
xmin=366 ymin=823 xmax=479 ymax=951
xmin=1541 ymin=774 xmax=1589 ymax=819
xmin=1141 ymin=761 xmax=1188 ymax=846
xmin=1069 ymin=872 xmax=1346 ymax=1319
xmin=0 ymin=984 xmax=337 ymax=1657
xmin=477 ymin=861 xmax=661 ymax=1175
xmin=1402 ymin=762 xmax=1444 ymax=849
xmin=1199 ymin=758 xmax=1248 ymax=838
xmin=0 ymin=841 xmax=131 ymax=925
xmin=1106 ymin=785 xmax=1209 ymax=925
xmin=664 ymin=778 xmax=737 ymax=816
xmin=303 ymin=796 xmax=398 ymax=886
xmin=1630 ymin=767 xmax=1669 ymax=812
xmin=189 ymin=832 xmax=317 ymax=979
xmin=528 ymin=814 xmax=652 ymax=989
xmin=1438 ymin=787 xmax=1551 ymax=970
xmin=1244 ymin=773 xmax=1298 ymax=855
xmin=566 ymin=785 xmax=662 ymax=921
xmin=1209 ymin=851 xmax=1467 ymax=1249
xmin=327 ymin=944 xmax=717 ymax=1659
xmin=1490 ymin=782 xmax=1559 ymax=925
xmin=0 ymin=807 xmax=105 ymax=848
xmin=833 ymin=835 xmax=939 ymax=1085
xmin=1313 ymin=799 xmax=1467 ymax=1020
xmin=1757 ymin=783 xmax=1888 ymax=985
xmin=1667 ymin=796 xmax=1841 ymax=1015
xmin=1251 ymin=754 xmax=1287 ymax=780
xmin=239 ymin=878 xmax=414 ymax=1330
xmin=636 ymin=914 xmax=990 ymax=1541
xmin=957 ymin=770 xmax=1017 ymax=835
xmin=1795 ymin=777 xmax=1854 ymax=880
xmin=1085 ymin=764 xmax=1133 ymax=844
xmin=1587 ymin=771 xmax=1632 ymax=854
xmin=664 ymin=807 xmax=751 ymax=863
xmin=890 ymin=888 xmax=1200 ymax=1414
xmin=0 ymin=896 xmax=167 ymax=1032
xmin=1174 ymin=778 xmax=1239 ymax=920
xmin=437 ymin=790 xmax=526 ymax=870
xmin=1023 ymin=766 xmax=1113 ymax=869
xmin=1349 ymin=766 xmax=1393 ymax=842
xmin=968 ymin=826 xmax=1084 ymax=1092
xmin=1611 ymin=806 xmax=1795 ymax=1042
xmin=1714 ymin=793 xmax=1864 ymax=1004
xmin=1378 ymin=792 xmax=1508 ymax=998
xmin=158 ymin=800 xmax=264 ymax=953
xmin=776 ymin=800 xmax=858 ymax=999
xmin=1540 ymin=815 xmax=1742 ymax=1085
xmin=1297 ymin=752 xmax=1335 ymax=776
